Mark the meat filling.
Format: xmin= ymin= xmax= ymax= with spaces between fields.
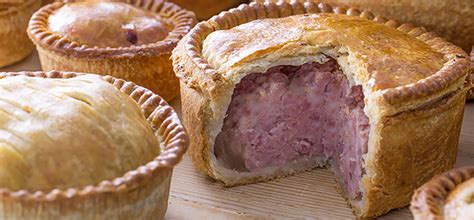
xmin=214 ymin=58 xmax=369 ymax=199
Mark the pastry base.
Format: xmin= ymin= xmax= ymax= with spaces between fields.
xmin=0 ymin=0 xmax=40 ymax=68
xmin=36 ymin=46 xmax=179 ymax=101
xmin=1 ymin=169 xmax=172 ymax=219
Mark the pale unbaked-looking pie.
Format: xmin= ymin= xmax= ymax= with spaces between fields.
xmin=0 ymin=71 xmax=188 ymax=219
xmin=0 ymin=0 xmax=41 ymax=67
xmin=172 ymin=1 xmax=472 ymax=218
xmin=28 ymin=0 xmax=196 ymax=101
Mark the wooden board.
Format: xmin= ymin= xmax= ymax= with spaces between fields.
xmin=2 ymin=52 xmax=473 ymax=220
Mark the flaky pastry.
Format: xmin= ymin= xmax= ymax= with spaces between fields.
xmin=172 ymin=2 xmax=472 ymax=218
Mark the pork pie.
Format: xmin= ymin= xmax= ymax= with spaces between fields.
xmin=411 ymin=166 xmax=474 ymax=220
xmin=0 ymin=71 xmax=188 ymax=219
xmin=28 ymin=0 xmax=196 ymax=101
xmin=0 ymin=0 xmax=40 ymax=67
xmin=172 ymin=2 xmax=472 ymax=218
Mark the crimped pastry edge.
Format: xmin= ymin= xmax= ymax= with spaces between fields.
xmin=172 ymin=1 xmax=471 ymax=106
xmin=27 ymin=0 xmax=196 ymax=59
xmin=0 ymin=70 xmax=188 ymax=202
xmin=410 ymin=166 xmax=474 ymax=219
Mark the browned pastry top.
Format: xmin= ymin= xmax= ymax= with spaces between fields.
xmin=48 ymin=2 xmax=173 ymax=48
xmin=203 ymin=13 xmax=446 ymax=91
xmin=28 ymin=0 xmax=196 ymax=58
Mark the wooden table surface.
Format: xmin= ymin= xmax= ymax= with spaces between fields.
xmin=2 ymin=51 xmax=473 ymax=220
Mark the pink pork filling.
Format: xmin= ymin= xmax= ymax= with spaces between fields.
xmin=214 ymin=59 xmax=369 ymax=199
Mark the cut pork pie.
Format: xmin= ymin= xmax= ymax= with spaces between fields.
xmin=171 ymin=2 xmax=472 ymax=218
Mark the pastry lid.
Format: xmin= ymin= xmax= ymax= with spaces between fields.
xmin=172 ymin=1 xmax=471 ymax=107
xmin=28 ymin=0 xmax=196 ymax=59
xmin=0 ymin=71 xmax=188 ymax=202
xmin=410 ymin=166 xmax=474 ymax=219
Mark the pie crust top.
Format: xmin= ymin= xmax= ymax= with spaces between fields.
xmin=202 ymin=13 xmax=446 ymax=91
xmin=0 ymin=75 xmax=160 ymax=192
xmin=48 ymin=2 xmax=173 ymax=48
xmin=175 ymin=3 xmax=470 ymax=108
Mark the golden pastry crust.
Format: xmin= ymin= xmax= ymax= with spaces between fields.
xmin=0 ymin=71 xmax=188 ymax=220
xmin=255 ymin=0 xmax=474 ymax=52
xmin=170 ymin=0 xmax=248 ymax=20
xmin=172 ymin=1 xmax=472 ymax=218
xmin=0 ymin=75 xmax=160 ymax=192
xmin=411 ymin=166 xmax=474 ymax=220
xmin=0 ymin=0 xmax=40 ymax=67
xmin=48 ymin=1 xmax=173 ymax=48
xmin=203 ymin=13 xmax=446 ymax=91
xmin=28 ymin=0 xmax=196 ymax=101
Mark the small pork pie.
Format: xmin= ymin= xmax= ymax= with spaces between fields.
xmin=0 ymin=71 xmax=188 ymax=219
xmin=411 ymin=166 xmax=474 ymax=220
xmin=172 ymin=2 xmax=472 ymax=219
xmin=28 ymin=0 xmax=196 ymax=101
xmin=0 ymin=0 xmax=40 ymax=67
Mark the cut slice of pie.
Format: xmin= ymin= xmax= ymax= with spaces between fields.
xmin=411 ymin=166 xmax=474 ymax=220
xmin=0 ymin=0 xmax=40 ymax=67
xmin=28 ymin=0 xmax=196 ymax=101
xmin=172 ymin=2 xmax=472 ymax=218
xmin=0 ymin=71 xmax=188 ymax=219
